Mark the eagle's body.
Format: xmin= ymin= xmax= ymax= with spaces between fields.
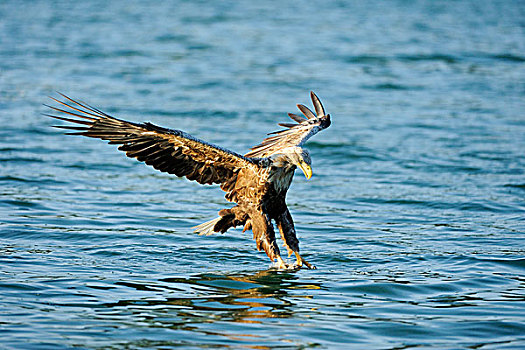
xmin=46 ymin=92 xmax=331 ymax=269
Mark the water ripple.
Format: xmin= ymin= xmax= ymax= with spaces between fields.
xmin=1 ymin=0 xmax=525 ymax=349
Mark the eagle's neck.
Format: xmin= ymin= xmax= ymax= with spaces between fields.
xmin=268 ymin=157 xmax=296 ymax=193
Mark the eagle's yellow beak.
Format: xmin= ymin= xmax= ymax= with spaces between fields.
xmin=298 ymin=161 xmax=312 ymax=180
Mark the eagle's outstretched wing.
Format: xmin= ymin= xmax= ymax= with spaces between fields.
xmin=45 ymin=93 xmax=256 ymax=191
xmin=245 ymin=91 xmax=331 ymax=158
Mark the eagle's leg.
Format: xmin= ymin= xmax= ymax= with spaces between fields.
xmin=276 ymin=208 xmax=316 ymax=270
xmin=249 ymin=210 xmax=285 ymax=267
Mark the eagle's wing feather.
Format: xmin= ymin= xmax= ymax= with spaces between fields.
xmin=46 ymin=93 xmax=256 ymax=189
xmin=245 ymin=91 xmax=331 ymax=158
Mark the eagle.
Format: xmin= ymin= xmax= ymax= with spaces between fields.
xmin=45 ymin=92 xmax=331 ymax=269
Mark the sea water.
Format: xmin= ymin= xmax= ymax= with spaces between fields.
xmin=1 ymin=1 xmax=524 ymax=348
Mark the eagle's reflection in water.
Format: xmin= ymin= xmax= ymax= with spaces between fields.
xmin=97 ymin=269 xmax=323 ymax=347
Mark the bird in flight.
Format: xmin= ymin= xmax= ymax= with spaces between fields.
xmin=45 ymin=92 xmax=331 ymax=269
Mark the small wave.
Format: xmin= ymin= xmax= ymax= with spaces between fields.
xmin=362 ymin=83 xmax=418 ymax=90
xmin=0 ymin=157 xmax=44 ymax=163
xmin=0 ymin=176 xmax=66 ymax=184
xmin=490 ymin=53 xmax=525 ymax=63
xmin=342 ymin=54 xmax=389 ymax=65
xmin=397 ymin=53 xmax=459 ymax=64
xmin=504 ymin=183 xmax=525 ymax=190
xmin=0 ymin=199 xmax=49 ymax=210
xmin=473 ymin=257 xmax=525 ymax=270
xmin=354 ymin=197 xmax=516 ymax=213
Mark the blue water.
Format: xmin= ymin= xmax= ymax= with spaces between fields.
xmin=1 ymin=1 xmax=525 ymax=348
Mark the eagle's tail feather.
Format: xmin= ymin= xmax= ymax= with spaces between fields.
xmin=193 ymin=217 xmax=221 ymax=236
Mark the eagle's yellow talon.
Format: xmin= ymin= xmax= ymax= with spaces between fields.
xmin=294 ymin=252 xmax=316 ymax=269
xmin=276 ymin=256 xmax=289 ymax=270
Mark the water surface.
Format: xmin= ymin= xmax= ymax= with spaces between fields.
xmin=1 ymin=1 xmax=524 ymax=349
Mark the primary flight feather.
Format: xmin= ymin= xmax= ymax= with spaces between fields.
xmin=45 ymin=92 xmax=331 ymax=269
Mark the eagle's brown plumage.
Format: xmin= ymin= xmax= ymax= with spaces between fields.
xmin=45 ymin=92 xmax=331 ymax=269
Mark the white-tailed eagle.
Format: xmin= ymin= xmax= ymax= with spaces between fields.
xmin=45 ymin=92 xmax=331 ymax=269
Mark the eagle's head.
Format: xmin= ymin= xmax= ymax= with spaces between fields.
xmin=270 ymin=146 xmax=312 ymax=179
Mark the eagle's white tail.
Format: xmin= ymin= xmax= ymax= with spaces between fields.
xmin=193 ymin=217 xmax=221 ymax=236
